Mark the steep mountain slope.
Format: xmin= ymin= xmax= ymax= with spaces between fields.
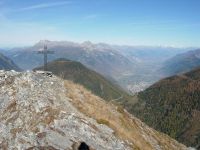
xmin=34 ymin=58 xmax=133 ymax=102
xmin=130 ymin=68 xmax=200 ymax=148
xmin=160 ymin=49 xmax=200 ymax=76
xmin=0 ymin=53 xmax=20 ymax=71
xmin=0 ymin=71 xmax=188 ymax=149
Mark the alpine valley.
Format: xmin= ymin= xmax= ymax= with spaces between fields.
xmin=0 ymin=40 xmax=190 ymax=94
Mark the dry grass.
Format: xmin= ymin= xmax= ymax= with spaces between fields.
xmin=96 ymin=119 xmax=110 ymax=126
xmin=64 ymin=80 xmax=186 ymax=150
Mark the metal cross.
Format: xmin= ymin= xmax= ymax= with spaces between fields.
xmin=38 ymin=45 xmax=54 ymax=71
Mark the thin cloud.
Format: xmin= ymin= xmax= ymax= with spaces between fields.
xmin=83 ymin=14 xmax=109 ymax=20
xmin=128 ymin=20 xmax=178 ymax=26
xmin=18 ymin=1 xmax=72 ymax=11
xmin=83 ymin=14 xmax=98 ymax=20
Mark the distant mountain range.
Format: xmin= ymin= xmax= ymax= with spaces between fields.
xmin=34 ymin=58 xmax=133 ymax=103
xmin=0 ymin=40 xmax=190 ymax=93
xmin=2 ymin=40 xmax=136 ymax=79
xmin=128 ymin=67 xmax=200 ymax=148
xmin=0 ymin=52 xmax=20 ymax=71
xmin=160 ymin=49 xmax=200 ymax=77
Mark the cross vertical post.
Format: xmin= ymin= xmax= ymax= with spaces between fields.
xmin=38 ymin=45 xmax=54 ymax=71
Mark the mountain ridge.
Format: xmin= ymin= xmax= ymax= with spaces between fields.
xmin=129 ymin=67 xmax=200 ymax=148
xmin=34 ymin=58 xmax=133 ymax=102
xmin=0 ymin=52 xmax=21 ymax=71
xmin=160 ymin=49 xmax=200 ymax=76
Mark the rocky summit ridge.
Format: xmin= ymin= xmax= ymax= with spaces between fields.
xmin=0 ymin=71 xmax=190 ymax=150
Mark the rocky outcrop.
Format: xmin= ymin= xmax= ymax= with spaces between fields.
xmin=0 ymin=71 xmax=188 ymax=150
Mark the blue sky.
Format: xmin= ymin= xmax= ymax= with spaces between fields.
xmin=0 ymin=0 xmax=200 ymax=47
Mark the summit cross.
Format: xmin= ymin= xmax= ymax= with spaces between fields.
xmin=38 ymin=45 xmax=54 ymax=71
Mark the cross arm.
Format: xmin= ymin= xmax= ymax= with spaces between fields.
xmin=37 ymin=50 xmax=54 ymax=54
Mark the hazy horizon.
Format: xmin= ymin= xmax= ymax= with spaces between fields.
xmin=0 ymin=39 xmax=199 ymax=50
